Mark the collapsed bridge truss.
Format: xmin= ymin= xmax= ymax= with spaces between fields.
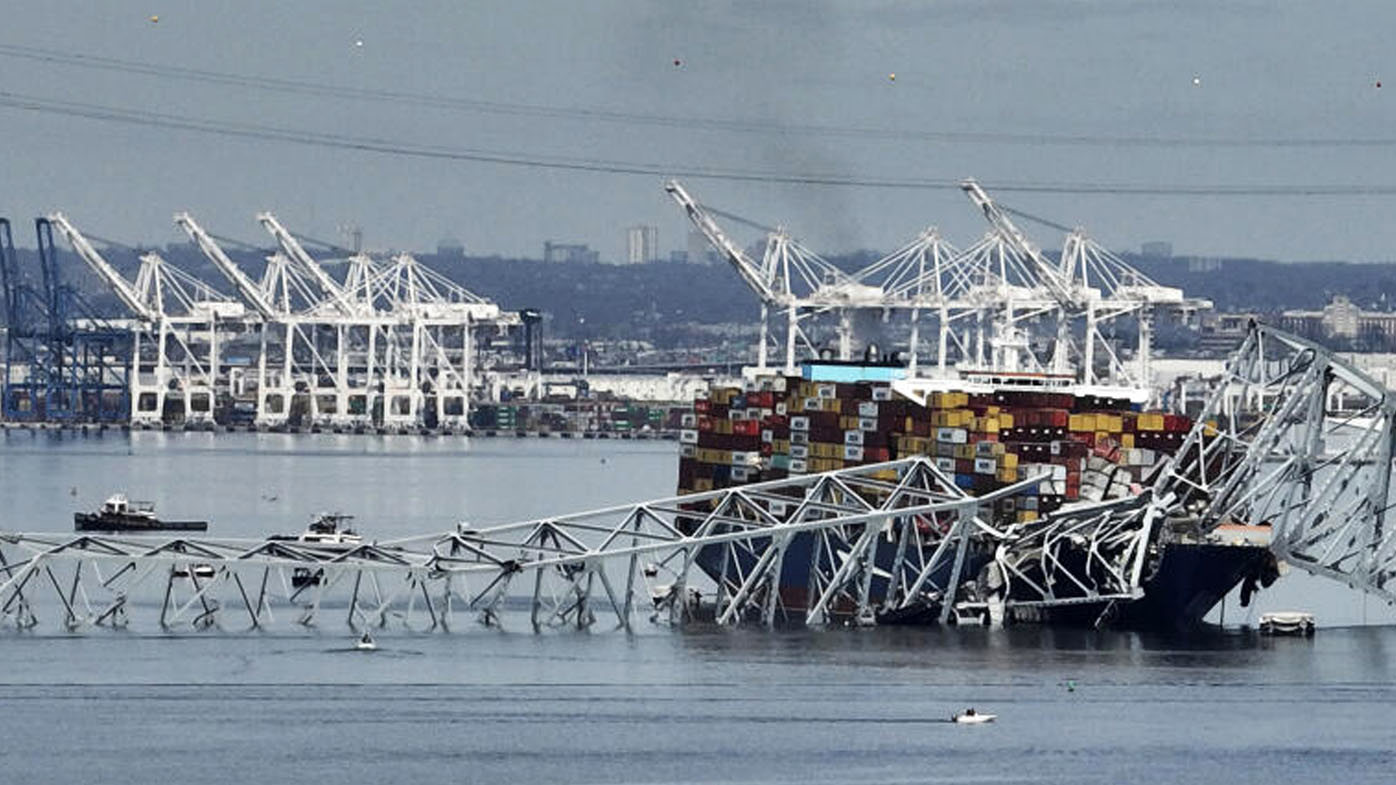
xmin=2 ymin=323 xmax=1393 ymax=633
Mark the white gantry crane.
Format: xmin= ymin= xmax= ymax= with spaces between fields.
xmin=32 ymin=210 xmax=520 ymax=432
xmin=47 ymin=213 xmax=242 ymax=426
xmin=961 ymin=179 xmax=1211 ymax=392
xmin=666 ymin=179 xmax=952 ymax=373
xmin=671 ymin=178 xmax=1209 ymax=394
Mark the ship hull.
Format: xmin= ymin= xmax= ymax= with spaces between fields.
xmin=691 ymin=534 xmax=1269 ymax=631
xmin=74 ymin=513 xmax=208 ymax=532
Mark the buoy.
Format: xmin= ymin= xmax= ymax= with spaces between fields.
xmin=888 ymin=73 xmax=896 ymax=82
xmin=355 ymin=39 xmax=364 ymax=48
xmin=673 ymin=58 xmax=682 ymax=67
xmin=149 ymin=15 xmax=159 ymax=23
xmin=1377 ymin=80 xmax=1383 ymax=89
xmin=1192 ymin=75 xmax=1201 ymax=86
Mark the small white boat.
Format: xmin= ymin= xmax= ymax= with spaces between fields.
xmin=354 ymin=632 xmax=377 ymax=651
xmin=1259 ymin=611 xmax=1315 ymax=637
xmin=952 ymin=709 xmax=996 ymax=724
xmin=272 ymin=513 xmax=364 ymax=549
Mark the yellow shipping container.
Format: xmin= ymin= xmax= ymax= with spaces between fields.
xmin=869 ymin=469 xmax=900 ymax=482
xmin=1097 ymin=414 xmax=1123 ymax=432
xmin=1121 ymin=434 xmax=1135 ymax=449
xmin=998 ymin=468 xmax=1018 ymax=483
xmin=694 ymin=478 xmax=715 ymax=492
xmin=1138 ymin=413 xmax=1165 ymax=431
xmin=773 ymin=439 xmax=791 ymax=453
xmin=1069 ymin=413 xmax=1096 ymax=432
xmin=697 ymin=448 xmax=731 ymax=464
xmin=715 ymin=419 xmax=733 ymax=435
xmin=1002 ymin=452 xmax=1019 ymax=469
xmin=1017 ymin=510 xmax=1039 ymax=523
xmin=1000 ymin=413 xmax=1014 ymax=429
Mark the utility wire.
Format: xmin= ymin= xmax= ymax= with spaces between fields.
xmin=4 ymin=90 xmax=1396 ymax=197
xmin=2 ymin=41 xmax=1395 ymax=150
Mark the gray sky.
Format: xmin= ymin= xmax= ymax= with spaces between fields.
xmin=2 ymin=1 xmax=1394 ymax=262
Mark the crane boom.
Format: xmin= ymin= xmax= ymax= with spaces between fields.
xmin=45 ymin=213 xmax=158 ymax=322
xmin=959 ymin=180 xmax=1078 ymax=308
xmin=256 ymin=212 xmax=356 ymax=315
xmin=664 ymin=180 xmax=778 ymax=304
xmin=174 ymin=212 xmax=279 ymax=318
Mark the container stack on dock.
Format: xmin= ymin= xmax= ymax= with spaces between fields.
xmin=677 ymin=371 xmax=1196 ymax=525
xmin=471 ymin=401 xmax=686 ymax=434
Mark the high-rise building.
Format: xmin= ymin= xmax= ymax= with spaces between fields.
xmin=1141 ymin=241 xmax=1173 ymax=259
xmin=626 ymin=225 xmax=659 ymax=264
xmin=687 ymin=230 xmax=716 ymax=266
xmin=437 ymin=237 xmax=465 ymax=259
xmin=543 ymin=241 xmax=599 ymax=264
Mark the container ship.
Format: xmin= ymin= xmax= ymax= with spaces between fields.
xmin=675 ymin=360 xmax=1274 ymax=630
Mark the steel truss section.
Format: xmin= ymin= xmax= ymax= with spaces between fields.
xmin=1150 ymin=321 xmax=1396 ymax=602
xmin=1 ymin=458 xmax=1097 ymax=634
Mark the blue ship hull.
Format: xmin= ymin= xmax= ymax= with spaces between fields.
xmin=692 ymin=532 xmax=1270 ymax=631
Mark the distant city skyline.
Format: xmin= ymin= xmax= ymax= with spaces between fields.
xmin=1 ymin=3 xmax=1395 ymax=263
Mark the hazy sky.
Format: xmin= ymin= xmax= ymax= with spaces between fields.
xmin=2 ymin=1 xmax=1394 ymax=262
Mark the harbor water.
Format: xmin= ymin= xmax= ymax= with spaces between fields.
xmin=2 ymin=432 xmax=1395 ymax=784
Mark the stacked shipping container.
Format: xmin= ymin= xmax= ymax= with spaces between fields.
xmin=677 ymin=374 xmax=1196 ymax=524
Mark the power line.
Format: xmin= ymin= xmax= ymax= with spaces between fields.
xmin=2 ymin=41 xmax=1396 ymax=150
xmin=3 ymin=89 xmax=1396 ymax=197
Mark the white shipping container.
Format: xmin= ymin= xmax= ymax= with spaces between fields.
xmin=871 ymin=386 xmax=892 ymax=401
xmin=680 ymin=413 xmax=697 ymax=428
xmin=761 ymin=429 xmax=773 ymax=443
xmin=934 ymin=456 xmax=956 ymax=472
xmin=680 ymin=429 xmax=699 ymax=444
xmin=772 ymin=377 xmax=788 ymax=392
xmin=790 ymin=444 xmax=810 ymax=459
xmin=816 ymin=383 xmax=837 ymax=399
xmin=731 ymin=467 xmax=749 ymax=483
xmin=789 ymin=458 xmax=808 ymax=473
xmin=805 ymin=397 xmax=823 ymax=412
xmin=790 ymin=432 xmax=809 ymax=445
xmin=680 ymin=444 xmax=696 ymax=458
xmin=844 ymin=430 xmax=864 ymax=446
xmin=790 ymin=416 xmax=810 ymax=431
xmin=775 ymin=402 xmax=788 ymax=415
xmin=859 ymin=417 xmax=878 ymax=432
xmin=746 ymin=408 xmax=763 ymax=420
xmin=857 ymin=401 xmax=879 ymax=418
xmin=843 ymin=444 xmax=864 ymax=461
xmin=974 ymin=457 xmax=997 ymax=475
xmin=936 ymin=427 xmax=968 ymax=444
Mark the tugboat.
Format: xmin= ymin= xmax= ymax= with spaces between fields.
xmin=74 ymin=494 xmax=208 ymax=533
